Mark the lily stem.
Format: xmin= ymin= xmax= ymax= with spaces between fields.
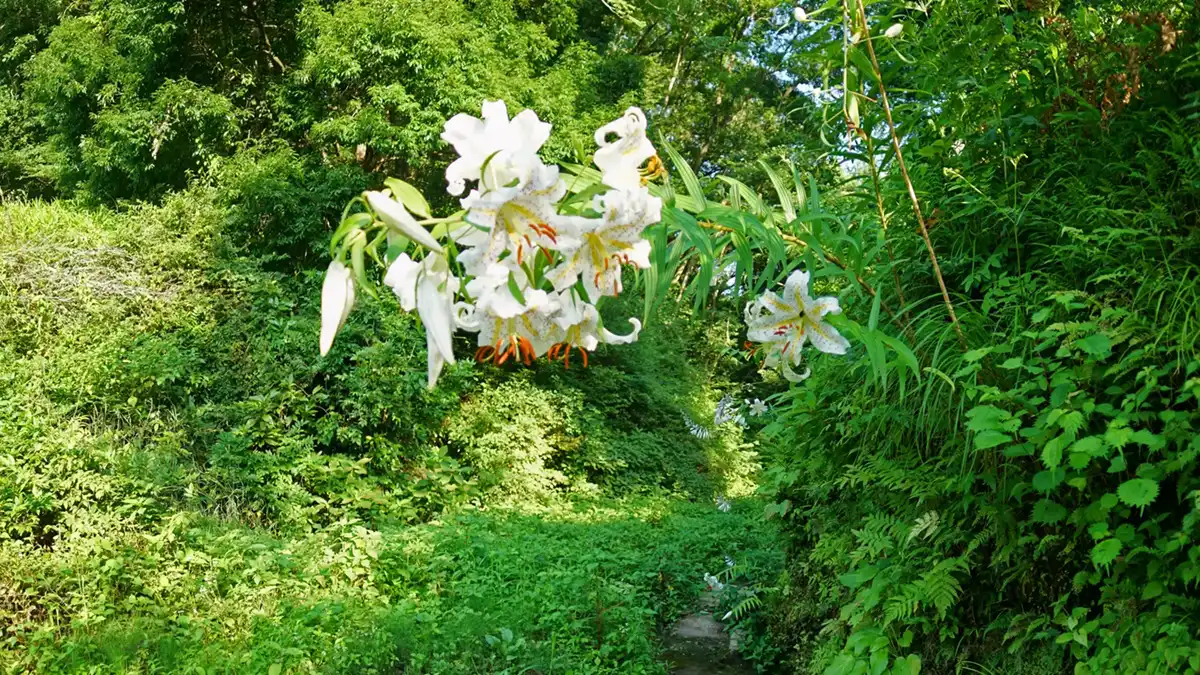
xmin=854 ymin=0 xmax=966 ymax=349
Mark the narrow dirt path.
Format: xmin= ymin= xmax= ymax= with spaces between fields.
xmin=661 ymin=592 xmax=755 ymax=674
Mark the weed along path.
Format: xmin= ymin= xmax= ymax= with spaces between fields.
xmin=379 ymin=497 xmax=781 ymax=674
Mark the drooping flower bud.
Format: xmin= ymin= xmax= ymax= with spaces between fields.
xmin=793 ymin=6 xmax=807 ymax=22
xmin=884 ymin=23 xmax=904 ymax=38
xmin=319 ymin=260 xmax=356 ymax=356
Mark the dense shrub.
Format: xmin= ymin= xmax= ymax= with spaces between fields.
xmin=750 ymin=2 xmax=1200 ymax=673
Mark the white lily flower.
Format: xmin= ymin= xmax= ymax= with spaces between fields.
xmin=440 ymin=100 xmax=569 ymax=275
xmin=748 ymin=399 xmax=768 ymax=416
xmin=593 ymin=107 xmax=657 ymax=191
xmin=458 ymin=161 xmax=568 ymax=268
xmin=383 ymin=253 xmax=460 ymax=388
xmin=747 ymin=269 xmax=849 ymax=359
xmin=441 ymin=100 xmax=551 ymax=197
xmin=793 ymin=6 xmax=807 ymax=21
xmin=458 ymin=289 xmax=562 ymax=364
xmin=365 ymin=191 xmax=443 ymax=253
xmin=547 ymin=188 xmax=660 ymax=299
xmin=319 ymin=260 xmax=356 ymax=356
xmin=884 ymin=23 xmax=904 ymax=38
xmin=545 ymin=291 xmax=641 ymax=367
xmin=716 ymin=495 xmax=732 ymax=513
xmin=463 ymin=258 xmax=537 ymax=320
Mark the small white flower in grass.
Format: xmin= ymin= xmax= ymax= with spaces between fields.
xmin=884 ymin=23 xmax=904 ymax=39
xmin=716 ymin=495 xmax=732 ymax=513
xmin=319 ymin=260 xmax=355 ymax=356
xmin=725 ymin=555 xmax=735 ymax=567
xmin=703 ymin=573 xmax=725 ymax=592
xmin=593 ymin=107 xmax=658 ymax=191
xmin=683 ymin=412 xmax=711 ymax=439
xmin=793 ymin=6 xmax=807 ymax=22
xmin=748 ymin=399 xmax=768 ymax=416
xmin=735 ymin=414 xmax=747 ymax=428
xmin=365 ymin=191 xmax=443 ymax=253
xmin=745 ymin=269 xmax=849 ymax=381
xmin=714 ymin=393 xmax=736 ymax=425
xmin=383 ymin=253 xmax=460 ymax=388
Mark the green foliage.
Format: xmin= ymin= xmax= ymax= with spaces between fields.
xmin=748 ymin=2 xmax=1200 ymax=673
xmin=0 ymin=0 xmax=820 ymax=206
xmin=0 ymin=188 xmax=768 ymax=670
xmin=2 ymin=498 xmax=779 ymax=673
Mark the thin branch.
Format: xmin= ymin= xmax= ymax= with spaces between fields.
xmin=248 ymin=0 xmax=286 ymax=73
xmin=855 ymin=0 xmax=966 ymax=348
xmin=864 ymin=131 xmax=913 ymax=334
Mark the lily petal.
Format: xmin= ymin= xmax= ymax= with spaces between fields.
xmin=383 ymin=253 xmax=421 ymax=311
xmin=805 ymin=319 xmax=850 ymax=355
xmin=417 ymin=276 xmax=456 ymax=364
xmin=601 ymin=318 xmax=642 ymax=345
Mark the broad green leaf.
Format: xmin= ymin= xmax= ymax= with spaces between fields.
xmin=788 ymin=160 xmax=807 ymax=213
xmin=1042 ymin=434 xmax=1068 ymax=469
xmin=1075 ymin=333 xmax=1112 ymax=358
xmin=1090 ymin=538 xmax=1122 ymax=568
xmin=759 ymin=160 xmax=796 ymax=221
xmin=878 ymin=333 xmax=920 ymax=377
xmin=1116 ymin=478 xmax=1159 ymax=508
xmin=966 ymin=405 xmax=1010 ymax=432
xmin=662 ymin=139 xmax=706 ymax=211
xmin=1032 ymin=469 xmax=1064 ymax=493
xmin=839 ymin=565 xmax=879 ymax=589
xmin=1073 ymin=436 xmax=1107 ymax=457
xmin=974 ymin=430 xmax=1011 ymax=450
xmin=383 ymin=177 xmax=431 ymax=218
xmin=1032 ymin=499 xmax=1067 ymax=523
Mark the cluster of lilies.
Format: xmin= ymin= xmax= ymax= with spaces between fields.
xmin=319 ymin=100 xmax=849 ymax=389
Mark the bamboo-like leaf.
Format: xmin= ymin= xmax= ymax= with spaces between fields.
xmin=662 ymin=139 xmax=707 ymax=210
xmin=760 ymin=160 xmax=796 ymax=222
xmin=788 ymin=160 xmax=808 ymax=214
